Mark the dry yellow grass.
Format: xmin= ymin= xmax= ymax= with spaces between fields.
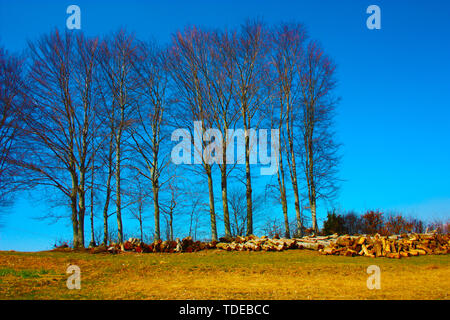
xmin=0 ymin=249 xmax=449 ymax=299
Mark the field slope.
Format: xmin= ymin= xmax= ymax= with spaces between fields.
xmin=0 ymin=249 xmax=449 ymax=299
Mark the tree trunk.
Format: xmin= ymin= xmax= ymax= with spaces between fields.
xmin=306 ymin=127 xmax=319 ymax=234
xmin=139 ymin=218 xmax=143 ymax=243
xmin=243 ymin=115 xmax=253 ymax=236
xmin=102 ymin=172 xmax=111 ymax=246
xmin=189 ymin=212 xmax=193 ymax=238
xmin=71 ymin=193 xmax=79 ymax=248
xmin=90 ymin=202 xmax=95 ymax=247
xmin=310 ymin=196 xmax=318 ymax=233
xmin=206 ymin=165 xmax=218 ymax=241
xmin=70 ymin=168 xmax=81 ymax=248
xmin=115 ymin=135 xmax=124 ymax=248
xmin=102 ymin=117 xmax=115 ymax=246
xmin=89 ymin=166 xmax=96 ymax=247
xmin=77 ymin=207 xmax=85 ymax=248
xmin=277 ymin=152 xmax=290 ymax=238
xmin=152 ymin=181 xmax=160 ymax=241
xmin=169 ymin=210 xmax=174 ymax=242
xmin=221 ymin=164 xmax=232 ymax=237
xmin=77 ymin=171 xmax=86 ymax=248
xmin=289 ymin=147 xmax=303 ymax=237
xmin=287 ymin=109 xmax=303 ymax=237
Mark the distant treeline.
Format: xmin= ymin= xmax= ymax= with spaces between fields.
xmin=321 ymin=209 xmax=450 ymax=236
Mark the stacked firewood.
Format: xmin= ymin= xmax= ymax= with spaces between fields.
xmin=107 ymin=237 xmax=217 ymax=254
xmin=103 ymin=233 xmax=449 ymax=257
xmin=106 ymin=235 xmax=336 ymax=253
xmin=319 ymin=233 xmax=450 ymax=258
xmin=215 ymin=234 xmax=338 ymax=252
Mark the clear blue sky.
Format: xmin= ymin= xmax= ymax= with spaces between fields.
xmin=1 ymin=0 xmax=449 ymax=251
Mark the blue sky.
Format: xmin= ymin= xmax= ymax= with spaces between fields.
xmin=1 ymin=0 xmax=449 ymax=251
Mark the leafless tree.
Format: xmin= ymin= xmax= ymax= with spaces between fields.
xmin=298 ymin=41 xmax=340 ymax=233
xmin=270 ymin=22 xmax=308 ymax=237
xmin=88 ymin=158 xmax=97 ymax=247
xmin=128 ymin=174 xmax=150 ymax=243
xmin=18 ymin=30 xmax=100 ymax=248
xmin=98 ymin=29 xmax=140 ymax=248
xmin=0 ymin=47 xmax=25 ymax=211
xmin=86 ymin=106 xmax=105 ymax=248
xmin=160 ymin=175 xmax=181 ymax=241
xmin=95 ymin=83 xmax=116 ymax=246
xmin=187 ymin=197 xmax=206 ymax=241
xmin=197 ymin=29 xmax=242 ymax=238
xmin=228 ymin=186 xmax=265 ymax=237
xmin=73 ymin=33 xmax=102 ymax=247
xmin=168 ymin=27 xmax=218 ymax=241
xmin=130 ymin=40 xmax=171 ymax=241
xmin=262 ymin=217 xmax=284 ymax=238
xmin=227 ymin=187 xmax=247 ymax=237
xmin=230 ymin=19 xmax=271 ymax=236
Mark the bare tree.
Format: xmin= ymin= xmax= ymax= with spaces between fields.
xmin=160 ymin=175 xmax=181 ymax=241
xmin=228 ymin=188 xmax=247 ymax=237
xmin=271 ymin=22 xmax=308 ymax=237
xmin=96 ymin=83 xmax=116 ymax=246
xmin=128 ymin=174 xmax=150 ymax=243
xmin=168 ymin=27 xmax=218 ymax=241
xmin=98 ymin=29 xmax=140 ymax=248
xmin=88 ymin=152 xmax=97 ymax=247
xmin=86 ymin=105 xmax=105 ymax=248
xmin=228 ymin=186 xmax=265 ymax=237
xmin=72 ymin=33 xmax=102 ymax=247
xmin=262 ymin=217 xmax=284 ymax=238
xmin=0 ymin=47 xmax=25 ymax=211
xmin=19 ymin=30 xmax=99 ymax=248
xmin=130 ymin=40 xmax=170 ymax=241
xmin=200 ymin=29 xmax=241 ymax=238
xmin=231 ymin=20 xmax=271 ymax=236
xmin=187 ymin=197 xmax=206 ymax=241
xmin=298 ymin=41 xmax=340 ymax=233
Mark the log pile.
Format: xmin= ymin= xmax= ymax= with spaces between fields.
xmin=215 ymin=234 xmax=338 ymax=252
xmin=103 ymin=233 xmax=449 ymax=258
xmin=106 ymin=235 xmax=336 ymax=253
xmin=319 ymin=233 xmax=450 ymax=258
xmin=107 ymin=237 xmax=217 ymax=254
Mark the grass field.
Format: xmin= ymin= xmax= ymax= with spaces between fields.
xmin=0 ymin=249 xmax=449 ymax=300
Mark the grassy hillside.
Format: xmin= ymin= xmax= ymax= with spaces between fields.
xmin=0 ymin=249 xmax=449 ymax=299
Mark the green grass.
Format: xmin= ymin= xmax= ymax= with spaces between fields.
xmin=0 ymin=268 xmax=52 ymax=279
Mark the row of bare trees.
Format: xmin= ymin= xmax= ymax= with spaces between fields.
xmin=0 ymin=19 xmax=340 ymax=247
